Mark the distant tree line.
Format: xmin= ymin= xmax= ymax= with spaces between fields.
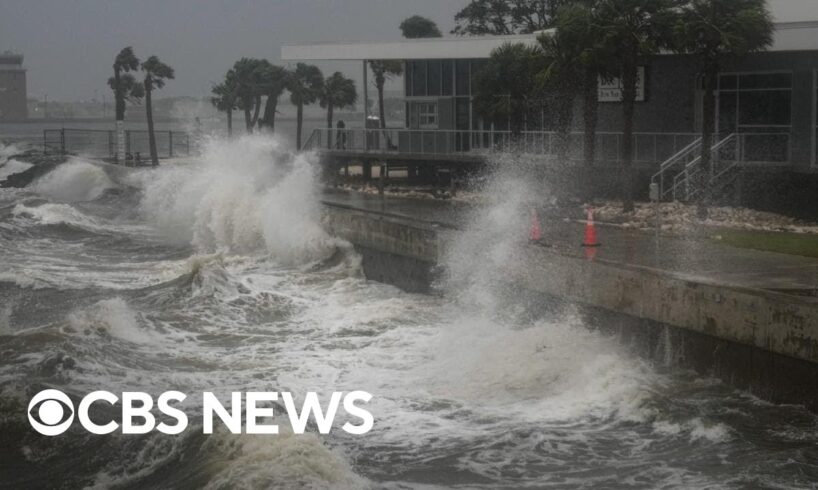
xmin=209 ymin=59 xmax=357 ymax=150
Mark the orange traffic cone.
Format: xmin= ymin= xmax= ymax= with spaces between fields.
xmin=529 ymin=208 xmax=542 ymax=242
xmin=582 ymin=207 xmax=600 ymax=248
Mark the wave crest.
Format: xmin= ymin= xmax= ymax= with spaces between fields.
xmin=139 ymin=135 xmax=338 ymax=263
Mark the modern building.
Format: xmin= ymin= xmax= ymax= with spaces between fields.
xmin=282 ymin=19 xmax=818 ymax=213
xmin=0 ymin=52 xmax=28 ymax=120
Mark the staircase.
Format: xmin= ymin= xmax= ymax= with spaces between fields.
xmin=652 ymin=133 xmax=741 ymax=202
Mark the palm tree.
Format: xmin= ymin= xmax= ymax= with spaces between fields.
xmin=369 ymin=60 xmax=403 ymax=130
xmin=472 ymin=43 xmax=546 ymax=137
xmin=210 ymin=70 xmax=238 ymax=137
xmin=320 ymin=72 xmax=358 ymax=148
xmin=257 ymin=62 xmax=290 ymax=133
xmin=555 ymin=1 xmax=613 ymax=169
xmin=141 ymin=56 xmax=174 ymax=166
xmin=287 ymin=63 xmax=324 ymax=150
xmin=537 ymin=29 xmax=584 ymax=163
xmin=232 ymin=58 xmax=267 ymax=133
xmin=674 ymin=0 xmax=773 ymax=216
xmin=111 ymin=47 xmax=141 ymax=162
xmin=596 ymin=0 xmax=678 ymax=212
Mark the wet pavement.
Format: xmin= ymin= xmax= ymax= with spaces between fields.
xmin=321 ymin=189 xmax=818 ymax=293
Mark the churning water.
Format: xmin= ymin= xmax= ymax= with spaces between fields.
xmin=1 ymin=136 xmax=818 ymax=489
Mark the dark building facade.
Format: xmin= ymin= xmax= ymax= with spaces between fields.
xmin=0 ymin=53 xmax=28 ymax=120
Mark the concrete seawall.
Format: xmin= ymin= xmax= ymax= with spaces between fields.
xmin=323 ymin=201 xmax=818 ymax=409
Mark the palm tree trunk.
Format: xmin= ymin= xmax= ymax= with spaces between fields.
xmin=698 ymin=65 xmax=718 ymax=218
xmin=261 ymin=95 xmax=278 ymax=133
xmin=377 ymin=79 xmax=394 ymax=149
xmin=556 ymin=92 xmax=573 ymax=164
xmin=583 ymin=67 xmax=599 ymax=202
xmin=327 ymin=104 xmax=334 ymax=149
xmin=296 ymin=102 xmax=304 ymax=150
xmin=621 ymin=55 xmax=637 ymax=213
xmin=377 ymin=81 xmax=386 ymax=129
xmin=244 ymin=98 xmax=253 ymax=134
xmin=583 ymin=67 xmax=598 ymax=168
xmin=145 ymin=82 xmax=158 ymax=166
xmin=251 ymin=95 xmax=262 ymax=129
xmin=114 ymin=67 xmax=125 ymax=162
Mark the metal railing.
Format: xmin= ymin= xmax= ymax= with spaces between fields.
xmin=651 ymin=137 xmax=703 ymax=200
xmin=43 ymin=128 xmax=192 ymax=161
xmin=304 ymin=127 xmax=702 ymax=165
xmin=657 ymin=132 xmax=792 ymax=202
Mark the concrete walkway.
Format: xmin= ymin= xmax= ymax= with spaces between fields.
xmin=321 ymin=189 xmax=818 ymax=293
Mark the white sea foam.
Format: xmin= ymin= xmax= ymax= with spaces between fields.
xmin=0 ymin=142 xmax=22 ymax=162
xmin=138 ymin=135 xmax=339 ymax=263
xmin=67 ymin=298 xmax=154 ymax=344
xmin=12 ymin=202 xmax=102 ymax=229
xmin=0 ymin=158 xmax=32 ymax=181
xmin=202 ymin=430 xmax=369 ymax=490
xmin=32 ymin=158 xmax=116 ymax=202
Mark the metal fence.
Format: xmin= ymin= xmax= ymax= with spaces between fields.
xmin=305 ymin=128 xmax=703 ymax=165
xmin=43 ymin=128 xmax=192 ymax=161
xmin=305 ymin=128 xmax=792 ymax=167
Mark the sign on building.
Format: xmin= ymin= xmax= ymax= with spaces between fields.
xmin=599 ymin=67 xmax=645 ymax=102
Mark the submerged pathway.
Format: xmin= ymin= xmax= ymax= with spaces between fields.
xmin=321 ymin=189 xmax=818 ymax=293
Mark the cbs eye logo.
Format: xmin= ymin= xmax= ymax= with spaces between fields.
xmin=28 ymin=389 xmax=75 ymax=436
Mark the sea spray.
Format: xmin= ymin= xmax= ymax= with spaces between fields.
xmin=32 ymin=158 xmax=116 ymax=202
xmin=138 ymin=135 xmax=338 ymax=263
xmin=0 ymin=159 xmax=32 ymax=182
xmin=429 ymin=161 xmax=655 ymax=421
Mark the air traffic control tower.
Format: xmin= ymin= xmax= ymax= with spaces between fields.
xmin=0 ymin=52 xmax=27 ymax=120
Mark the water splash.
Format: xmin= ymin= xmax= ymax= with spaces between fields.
xmin=138 ymin=135 xmax=339 ymax=263
xmin=32 ymin=158 xmax=116 ymax=202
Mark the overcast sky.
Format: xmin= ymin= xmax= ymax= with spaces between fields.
xmin=1 ymin=0 xmax=814 ymax=101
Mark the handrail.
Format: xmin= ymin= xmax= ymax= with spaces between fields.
xmin=653 ymin=137 xmax=702 ymax=176
xmin=669 ymin=133 xmax=737 ymax=201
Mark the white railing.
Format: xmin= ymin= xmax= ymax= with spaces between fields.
xmin=664 ymin=132 xmax=791 ymax=202
xmin=304 ymin=127 xmax=700 ymax=165
xmin=651 ymin=137 xmax=702 ymax=200
xmin=651 ymin=132 xmax=792 ymax=202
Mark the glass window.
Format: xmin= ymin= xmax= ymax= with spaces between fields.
xmin=418 ymin=102 xmax=438 ymax=128
xmin=428 ymin=61 xmax=441 ymax=96
xmin=470 ymin=60 xmax=486 ymax=96
xmin=739 ymin=73 xmax=792 ymax=90
xmin=719 ymin=75 xmax=737 ymax=91
xmin=404 ymin=62 xmax=413 ymax=97
xmin=738 ymin=91 xmax=791 ymax=126
xmin=442 ymin=61 xmax=453 ymax=96
xmin=718 ymin=72 xmax=792 ymax=130
xmin=718 ymin=92 xmax=738 ymax=133
xmin=455 ymin=60 xmax=470 ymax=96
xmin=412 ymin=61 xmax=427 ymax=97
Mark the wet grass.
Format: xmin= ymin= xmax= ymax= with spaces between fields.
xmin=710 ymin=229 xmax=818 ymax=258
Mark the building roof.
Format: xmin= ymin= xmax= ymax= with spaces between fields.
xmin=281 ymin=22 xmax=818 ymax=61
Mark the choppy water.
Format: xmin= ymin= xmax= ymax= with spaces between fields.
xmin=1 ymin=137 xmax=818 ymax=489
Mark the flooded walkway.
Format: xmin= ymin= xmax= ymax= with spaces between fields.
xmin=321 ymin=189 xmax=818 ymax=293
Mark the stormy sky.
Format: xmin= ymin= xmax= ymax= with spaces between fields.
xmin=1 ymin=0 xmax=814 ymax=102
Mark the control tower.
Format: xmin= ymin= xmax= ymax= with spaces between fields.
xmin=0 ymin=52 xmax=28 ymax=120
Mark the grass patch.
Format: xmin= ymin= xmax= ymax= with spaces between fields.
xmin=710 ymin=229 xmax=818 ymax=258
